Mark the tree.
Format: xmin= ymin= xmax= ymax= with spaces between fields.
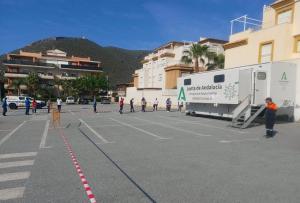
xmin=72 ymin=75 xmax=108 ymax=97
xmin=62 ymin=80 xmax=76 ymax=97
xmin=54 ymin=76 xmax=63 ymax=97
xmin=25 ymin=72 xmax=40 ymax=97
xmin=206 ymin=54 xmax=225 ymax=71
xmin=12 ymin=78 xmax=25 ymax=96
xmin=181 ymin=44 xmax=211 ymax=72
xmin=0 ymin=69 xmax=5 ymax=100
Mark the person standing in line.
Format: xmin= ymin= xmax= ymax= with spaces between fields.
xmin=265 ymin=97 xmax=278 ymax=137
xmin=25 ymin=97 xmax=30 ymax=115
xmin=93 ymin=97 xmax=97 ymax=113
xmin=153 ymin=98 xmax=158 ymax=111
xmin=119 ymin=97 xmax=124 ymax=114
xmin=47 ymin=99 xmax=51 ymax=114
xmin=141 ymin=97 xmax=146 ymax=112
xmin=130 ymin=98 xmax=135 ymax=112
xmin=57 ymin=97 xmax=62 ymax=113
xmin=166 ymin=98 xmax=172 ymax=112
xmin=178 ymin=101 xmax=184 ymax=112
xmin=2 ymin=97 xmax=8 ymax=116
xmin=32 ymin=98 xmax=37 ymax=114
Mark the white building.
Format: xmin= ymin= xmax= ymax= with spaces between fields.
xmin=125 ymin=38 xmax=227 ymax=107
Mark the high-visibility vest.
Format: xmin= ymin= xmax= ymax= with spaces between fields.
xmin=266 ymin=102 xmax=278 ymax=111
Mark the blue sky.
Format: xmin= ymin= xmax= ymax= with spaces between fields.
xmin=0 ymin=0 xmax=273 ymax=54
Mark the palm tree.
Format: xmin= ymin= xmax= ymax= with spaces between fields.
xmin=25 ymin=72 xmax=40 ymax=97
xmin=206 ymin=54 xmax=225 ymax=71
xmin=0 ymin=69 xmax=5 ymax=100
xmin=54 ymin=76 xmax=63 ymax=97
xmin=181 ymin=44 xmax=210 ymax=72
xmin=12 ymin=78 xmax=25 ymax=96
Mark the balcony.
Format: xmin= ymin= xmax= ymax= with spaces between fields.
xmin=3 ymin=59 xmax=56 ymax=68
xmin=60 ymin=64 xmax=102 ymax=72
xmin=4 ymin=72 xmax=28 ymax=78
xmin=230 ymin=15 xmax=262 ymax=35
xmin=55 ymin=75 xmax=77 ymax=80
xmin=37 ymin=73 xmax=54 ymax=80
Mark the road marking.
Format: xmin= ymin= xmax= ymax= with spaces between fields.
xmin=0 ymin=172 xmax=30 ymax=182
xmin=133 ymin=117 xmax=212 ymax=137
xmin=69 ymin=110 xmax=75 ymax=115
xmin=29 ymin=115 xmax=48 ymax=121
xmin=219 ymin=138 xmax=260 ymax=143
xmin=0 ymin=152 xmax=37 ymax=159
xmin=59 ymin=128 xmax=97 ymax=203
xmin=0 ymin=187 xmax=25 ymax=200
xmin=40 ymin=120 xmax=51 ymax=149
xmin=110 ymin=118 xmax=170 ymax=140
xmin=0 ymin=121 xmax=26 ymax=147
xmin=79 ymin=119 xmax=111 ymax=144
xmin=157 ymin=115 xmax=248 ymax=134
xmin=0 ymin=160 xmax=35 ymax=169
xmin=0 ymin=129 xmax=11 ymax=132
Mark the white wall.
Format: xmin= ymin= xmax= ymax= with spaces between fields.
xmin=125 ymin=87 xmax=179 ymax=109
xmin=289 ymin=59 xmax=300 ymax=121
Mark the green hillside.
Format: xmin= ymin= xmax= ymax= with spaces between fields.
xmin=0 ymin=37 xmax=149 ymax=87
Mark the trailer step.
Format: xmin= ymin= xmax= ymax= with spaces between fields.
xmin=232 ymin=105 xmax=265 ymax=129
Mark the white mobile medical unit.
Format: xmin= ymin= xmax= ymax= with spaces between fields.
xmin=177 ymin=62 xmax=297 ymax=128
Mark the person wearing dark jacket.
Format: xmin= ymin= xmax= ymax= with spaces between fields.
xmin=93 ymin=97 xmax=97 ymax=113
xmin=130 ymin=98 xmax=134 ymax=112
xmin=25 ymin=97 xmax=31 ymax=115
xmin=119 ymin=98 xmax=124 ymax=114
xmin=2 ymin=97 xmax=7 ymax=116
xmin=265 ymin=97 xmax=278 ymax=137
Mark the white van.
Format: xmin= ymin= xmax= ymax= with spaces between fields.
xmin=66 ymin=96 xmax=75 ymax=104
xmin=6 ymin=96 xmax=46 ymax=109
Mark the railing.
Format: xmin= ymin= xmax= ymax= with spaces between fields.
xmin=60 ymin=64 xmax=102 ymax=71
xmin=4 ymin=72 xmax=28 ymax=78
xmin=2 ymin=59 xmax=56 ymax=68
xmin=232 ymin=94 xmax=251 ymax=120
xmin=230 ymin=15 xmax=262 ymax=35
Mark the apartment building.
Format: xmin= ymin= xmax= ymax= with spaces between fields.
xmin=126 ymin=38 xmax=226 ymax=107
xmin=223 ymin=0 xmax=300 ymax=120
xmin=2 ymin=49 xmax=102 ymax=95
xmin=224 ymin=0 xmax=300 ymax=67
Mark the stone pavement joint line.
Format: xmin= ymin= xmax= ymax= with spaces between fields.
xmin=58 ymin=128 xmax=97 ymax=203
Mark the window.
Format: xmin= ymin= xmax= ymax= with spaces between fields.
xmin=257 ymin=72 xmax=266 ymax=80
xmin=184 ymin=79 xmax=191 ymax=86
xmin=294 ymin=36 xmax=300 ymax=53
xmin=259 ymin=41 xmax=274 ymax=63
xmin=47 ymin=72 xmax=53 ymax=76
xmin=277 ymin=9 xmax=293 ymax=24
xmin=214 ymin=74 xmax=225 ymax=83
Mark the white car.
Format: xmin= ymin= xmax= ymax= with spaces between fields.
xmin=6 ymin=96 xmax=46 ymax=109
xmin=66 ymin=96 xmax=75 ymax=104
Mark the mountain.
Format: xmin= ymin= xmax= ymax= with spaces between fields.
xmin=0 ymin=37 xmax=150 ymax=87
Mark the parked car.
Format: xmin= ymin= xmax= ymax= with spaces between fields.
xmin=6 ymin=96 xmax=46 ymax=109
xmin=66 ymin=96 xmax=75 ymax=104
xmin=78 ymin=98 xmax=89 ymax=104
xmin=100 ymin=97 xmax=111 ymax=104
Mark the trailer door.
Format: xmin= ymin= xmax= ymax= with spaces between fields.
xmin=253 ymin=71 xmax=267 ymax=105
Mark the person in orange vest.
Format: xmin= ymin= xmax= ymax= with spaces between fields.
xmin=265 ymin=97 xmax=278 ymax=137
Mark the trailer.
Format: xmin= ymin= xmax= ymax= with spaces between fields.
xmin=177 ymin=62 xmax=297 ymax=128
